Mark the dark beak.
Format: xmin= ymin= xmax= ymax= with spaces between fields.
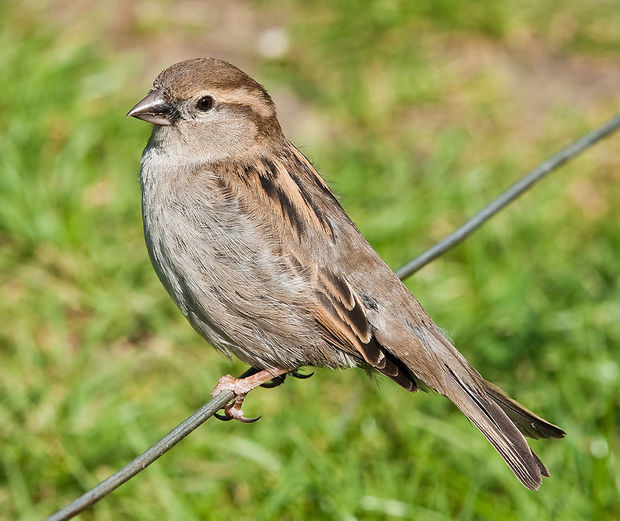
xmin=127 ymin=89 xmax=175 ymax=126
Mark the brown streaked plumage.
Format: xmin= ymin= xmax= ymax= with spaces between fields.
xmin=128 ymin=58 xmax=565 ymax=490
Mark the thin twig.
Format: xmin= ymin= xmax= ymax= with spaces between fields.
xmin=44 ymin=115 xmax=619 ymax=521
xmin=395 ymin=114 xmax=620 ymax=279
xmin=43 ymin=389 xmax=234 ymax=521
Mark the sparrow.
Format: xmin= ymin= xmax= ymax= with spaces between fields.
xmin=127 ymin=58 xmax=564 ymax=490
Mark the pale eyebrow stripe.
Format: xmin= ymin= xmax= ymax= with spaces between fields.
xmin=208 ymin=87 xmax=273 ymax=118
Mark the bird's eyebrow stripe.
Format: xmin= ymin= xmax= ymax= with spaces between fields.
xmin=207 ymin=87 xmax=274 ymax=118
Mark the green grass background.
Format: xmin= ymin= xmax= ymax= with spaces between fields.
xmin=1 ymin=1 xmax=618 ymax=519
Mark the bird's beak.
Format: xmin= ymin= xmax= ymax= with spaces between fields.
xmin=127 ymin=89 xmax=175 ymax=126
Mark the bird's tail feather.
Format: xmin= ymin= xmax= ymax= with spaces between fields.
xmin=413 ymin=329 xmax=564 ymax=490
xmin=444 ymin=364 xmax=547 ymax=489
xmin=483 ymin=380 xmax=565 ymax=440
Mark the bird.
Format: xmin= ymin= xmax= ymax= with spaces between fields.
xmin=127 ymin=57 xmax=564 ymax=490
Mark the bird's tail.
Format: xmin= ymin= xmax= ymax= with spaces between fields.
xmin=411 ymin=329 xmax=565 ymax=489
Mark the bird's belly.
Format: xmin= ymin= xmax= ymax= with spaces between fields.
xmin=141 ymin=193 xmax=325 ymax=369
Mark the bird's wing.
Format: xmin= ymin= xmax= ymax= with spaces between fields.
xmin=309 ymin=266 xmax=418 ymax=391
xmin=214 ymin=145 xmax=417 ymax=389
xmin=217 ymin=144 xmax=564 ymax=489
xmin=281 ymin=145 xmax=566 ymax=490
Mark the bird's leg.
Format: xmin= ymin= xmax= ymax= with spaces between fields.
xmin=212 ymin=367 xmax=289 ymax=423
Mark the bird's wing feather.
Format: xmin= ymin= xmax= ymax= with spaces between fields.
xmin=218 ymin=146 xmax=417 ymax=389
xmin=219 ymin=144 xmax=562 ymax=489
xmin=310 ymin=267 xmax=418 ymax=391
xmin=276 ymin=147 xmax=565 ymax=489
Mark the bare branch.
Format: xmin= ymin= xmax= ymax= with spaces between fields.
xmin=44 ymin=389 xmax=235 ymax=521
xmin=396 ymin=114 xmax=620 ymax=279
xmin=44 ymin=114 xmax=619 ymax=521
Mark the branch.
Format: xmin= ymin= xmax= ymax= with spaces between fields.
xmin=44 ymin=389 xmax=235 ymax=521
xmin=396 ymin=114 xmax=620 ymax=279
xmin=44 ymin=114 xmax=619 ymax=521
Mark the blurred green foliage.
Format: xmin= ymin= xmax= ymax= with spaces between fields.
xmin=0 ymin=1 xmax=618 ymax=520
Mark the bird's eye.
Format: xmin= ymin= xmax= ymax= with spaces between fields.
xmin=196 ymin=95 xmax=214 ymax=111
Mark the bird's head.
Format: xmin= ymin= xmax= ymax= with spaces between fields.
xmin=128 ymin=58 xmax=284 ymax=161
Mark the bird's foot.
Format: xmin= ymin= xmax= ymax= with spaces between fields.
xmin=211 ymin=368 xmax=288 ymax=423
xmin=213 ymin=394 xmax=260 ymax=423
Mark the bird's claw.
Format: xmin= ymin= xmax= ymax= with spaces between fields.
xmin=214 ymin=411 xmax=233 ymax=422
xmin=214 ymin=399 xmax=261 ymax=423
xmin=260 ymin=374 xmax=287 ymax=388
xmin=237 ymin=414 xmax=261 ymax=423
xmin=260 ymin=369 xmax=313 ymax=387
xmin=211 ymin=374 xmax=262 ymax=423
xmin=214 ymin=410 xmax=261 ymax=423
xmin=291 ymin=369 xmax=314 ymax=379
xmin=211 ymin=368 xmax=309 ymax=423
